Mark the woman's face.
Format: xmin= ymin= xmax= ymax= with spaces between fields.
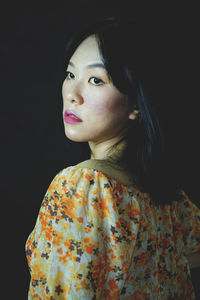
xmin=62 ymin=35 xmax=136 ymax=144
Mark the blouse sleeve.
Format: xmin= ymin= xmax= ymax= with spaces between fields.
xmin=26 ymin=166 xmax=140 ymax=299
xmin=176 ymin=190 xmax=200 ymax=256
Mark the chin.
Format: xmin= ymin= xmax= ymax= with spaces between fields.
xmin=63 ymin=125 xmax=107 ymax=143
xmin=64 ymin=134 xmax=84 ymax=143
xmin=64 ymin=129 xmax=87 ymax=143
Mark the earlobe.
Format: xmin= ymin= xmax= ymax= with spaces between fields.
xmin=129 ymin=109 xmax=140 ymax=120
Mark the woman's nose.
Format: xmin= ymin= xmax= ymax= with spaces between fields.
xmin=63 ymin=82 xmax=84 ymax=105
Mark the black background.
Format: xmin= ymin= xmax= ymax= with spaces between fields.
xmin=1 ymin=2 xmax=200 ymax=299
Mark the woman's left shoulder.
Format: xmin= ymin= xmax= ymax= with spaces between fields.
xmin=52 ymin=163 xmax=113 ymax=194
xmin=58 ymin=162 xmax=108 ymax=181
xmin=52 ymin=162 xmax=142 ymax=205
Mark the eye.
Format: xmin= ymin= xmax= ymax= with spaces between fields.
xmin=89 ymin=77 xmax=104 ymax=86
xmin=66 ymin=71 xmax=75 ymax=79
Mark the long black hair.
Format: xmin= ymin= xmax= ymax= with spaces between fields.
xmin=63 ymin=17 xmax=183 ymax=205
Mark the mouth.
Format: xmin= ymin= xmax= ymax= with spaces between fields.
xmin=64 ymin=110 xmax=83 ymax=123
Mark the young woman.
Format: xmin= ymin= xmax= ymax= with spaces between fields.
xmin=25 ymin=18 xmax=200 ymax=299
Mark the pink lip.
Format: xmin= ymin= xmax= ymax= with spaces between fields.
xmin=64 ymin=110 xmax=83 ymax=124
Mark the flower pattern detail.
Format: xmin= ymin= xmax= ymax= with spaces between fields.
xmin=25 ymin=166 xmax=200 ymax=299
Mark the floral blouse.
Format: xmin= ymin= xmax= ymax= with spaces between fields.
xmin=25 ymin=164 xmax=200 ymax=300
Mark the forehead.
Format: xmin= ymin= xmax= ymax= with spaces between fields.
xmin=70 ymin=35 xmax=102 ymax=64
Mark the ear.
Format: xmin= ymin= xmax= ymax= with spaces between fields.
xmin=128 ymin=108 xmax=140 ymax=120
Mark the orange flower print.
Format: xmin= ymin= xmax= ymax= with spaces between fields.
xmin=84 ymin=227 xmax=91 ymax=233
xmin=128 ymin=205 xmax=140 ymax=219
xmin=45 ymin=230 xmax=52 ymax=241
xmin=85 ymin=243 xmax=94 ymax=254
xmin=25 ymin=166 xmax=199 ymax=300
xmin=108 ymin=278 xmax=118 ymax=290
xmin=99 ymin=197 xmax=110 ymax=213
xmin=77 ymin=217 xmax=84 ymax=223
xmin=64 ymin=239 xmax=71 ymax=248
xmin=85 ymin=173 xmax=92 ymax=181
xmin=57 ymin=247 xmax=63 ymax=255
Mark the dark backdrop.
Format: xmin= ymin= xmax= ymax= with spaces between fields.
xmin=1 ymin=2 xmax=199 ymax=299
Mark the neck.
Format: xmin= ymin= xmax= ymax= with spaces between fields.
xmin=88 ymin=137 xmax=127 ymax=167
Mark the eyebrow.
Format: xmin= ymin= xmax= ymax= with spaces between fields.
xmin=68 ymin=61 xmax=106 ymax=69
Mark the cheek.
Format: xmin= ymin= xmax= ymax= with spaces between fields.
xmin=84 ymin=90 xmax=126 ymax=116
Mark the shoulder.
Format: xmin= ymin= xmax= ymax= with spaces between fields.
xmin=47 ymin=162 xmax=142 ymax=200
xmin=55 ymin=163 xmax=109 ymax=183
xmin=52 ymin=159 xmax=127 ymax=187
xmin=49 ymin=164 xmax=114 ymax=193
xmin=42 ymin=164 xmax=143 ymax=225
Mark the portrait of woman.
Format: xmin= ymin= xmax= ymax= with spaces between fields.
xmin=25 ymin=17 xmax=200 ymax=299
